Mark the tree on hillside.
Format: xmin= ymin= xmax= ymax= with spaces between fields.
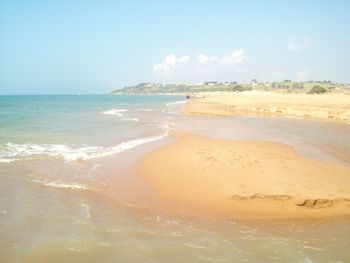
xmin=309 ymin=85 xmax=327 ymax=94
xmin=232 ymin=85 xmax=252 ymax=92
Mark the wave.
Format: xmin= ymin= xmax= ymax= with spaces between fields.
xmin=81 ymin=203 xmax=91 ymax=218
xmin=0 ymin=143 xmax=102 ymax=162
xmin=79 ymin=130 xmax=169 ymax=161
xmin=166 ymin=100 xmax=187 ymax=107
xmin=101 ymin=108 xmax=139 ymax=122
xmin=101 ymin=109 xmax=127 ymax=116
xmin=31 ymin=178 xmax=90 ymax=190
xmin=184 ymin=243 xmax=206 ymax=249
xmin=0 ymin=123 xmax=172 ymax=162
xmin=0 ymin=158 xmax=14 ymax=163
xmin=136 ymin=108 xmax=155 ymax=112
xmin=125 ymin=117 xmax=139 ymax=122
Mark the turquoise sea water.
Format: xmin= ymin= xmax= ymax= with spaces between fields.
xmin=1 ymin=95 xmax=350 ymax=263
xmin=0 ymin=95 xmax=184 ymax=162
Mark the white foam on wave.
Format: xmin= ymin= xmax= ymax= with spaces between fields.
xmin=101 ymin=108 xmax=139 ymax=122
xmin=166 ymin=100 xmax=187 ymax=107
xmin=80 ymin=130 xmax=169 ymax=161
xmin=184 ymin=243 xmax=206 ymax=249
xmin=136 ymin=108 xmax=155 ymax=112
xmin=101 ymin=108 xmax=127 ymax=116
xmin=81 ymin=204 xmax=91 ymax=218
xmin=75 ymin=121 xmax=173 ymax=161
xmin=0 ymin=122 xmax=173 ymax=162
xmin=124 ymin=117 xmax=139 ymax=122
xmin=31 ymin=178 xmax=90 ymax=190
xmin=0 ymin=158 xmax=13 ymax=163
xmin=0 ymin=143 xmax=102 ymax=162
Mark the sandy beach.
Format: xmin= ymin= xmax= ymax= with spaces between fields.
xmin=138 ymin=130 xmax=350 ymax=219
xmin=3 ymin=1 xmax=350 ymax=261
xmin=138 ymin=92 xmax=350 ymax=220
xmin=184 ymin=91 xmax=350 ymax=123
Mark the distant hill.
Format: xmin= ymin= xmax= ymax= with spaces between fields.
xmin=111 ymin=81 xmax=349 ymax=94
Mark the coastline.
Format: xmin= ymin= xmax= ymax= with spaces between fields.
xmin=183 ymin=91 xmax=350 ymax=123
xmin=138 ymin=130 xmax=350 ymax=220
xmin=3 ymin=94 xmax=350 ymax=262
xmin=137 ymin=91 xmax=350 ymax=220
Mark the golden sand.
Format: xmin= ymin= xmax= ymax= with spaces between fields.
xmin=138 ymin=131 xmax=350 ymax=220
xmin=184 ymin=91 xmax=350 ymax=123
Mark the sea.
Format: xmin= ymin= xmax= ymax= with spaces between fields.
xmin=0 ymin=95 xmax=349 ymax=263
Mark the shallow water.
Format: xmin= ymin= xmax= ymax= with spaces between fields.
xmin=1 ymin=95 xmax=350 ymax=262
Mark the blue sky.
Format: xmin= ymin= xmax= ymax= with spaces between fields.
xmin=0 ymin=0 xmax=349 ymax=94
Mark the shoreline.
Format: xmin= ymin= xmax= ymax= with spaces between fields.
xmin=138 ymin=130 xmax=350 ymax=220
xmin=183 ymin=91 xmax=350 ymax=123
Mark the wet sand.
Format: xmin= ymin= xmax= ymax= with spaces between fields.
xmin=184 ymin=91 xmax=350 ymax=123
xmin=138 ymin=131 xmax=350 ymax=220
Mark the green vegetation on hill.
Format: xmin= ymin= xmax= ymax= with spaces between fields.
xmin=112 ymin=82 xmax=239 ymax=94
xmin=309 ymin=85 xmax=328 ymax=94
xmin=111 ymin=80 xmax=349 ymax=94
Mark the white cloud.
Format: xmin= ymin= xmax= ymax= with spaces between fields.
xmin=153 ymin=49 xmax=245 ymax=74
xmin=197 ymin=50 xmax=245 ymax=65
xmin=153 ymin=54 xmax=178 ymax=72
xmin=179 ymin=56 xmax=190 ymax=63
xmin=296 ymin=69 xmax=310 ymax=81
xmin=219 ymin=49 xmax=245 ymax=65
xmin=287 ymin=35 xmax=311 ymax=52
xmin=198 ymin=54 xmax=209 ymax=64
xmin=153 ymin=54 xmax=191 ymax=72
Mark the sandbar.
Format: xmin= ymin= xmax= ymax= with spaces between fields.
xmin=138 ymin=131 xmax=350 ymax=220
xmin=184 ymin=91 xmax=350 ymax=123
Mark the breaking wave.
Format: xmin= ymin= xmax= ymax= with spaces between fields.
xmin=0 ymin=143 xmax=102 ymax=162
xmin=101 ymin=109 xmax=127 ymax=116
xmin=166 ymin=100 xmax=187 ymax=107
xmin=0 ymin=158 xmax=14 ymax=163
xmin=101 ymin=108 xmax=138 ymax=122
xmin=136 ymin=108 xmax=155 ymax=112
xmin=0 ymin=123 xmax=172 ymax=162
xmin=31 ymin=178 xmax=90 ymax=190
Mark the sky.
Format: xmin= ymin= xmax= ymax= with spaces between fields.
xmin=0 ymin=0 xmax=349 ymax=95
